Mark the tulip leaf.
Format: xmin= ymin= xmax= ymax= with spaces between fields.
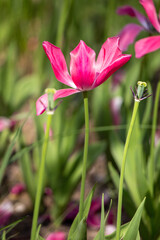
xmin=0 ymin=127 xmax=21 ymax=185
xmin=123 ymin=198 xmax=145 ymax=240
xmin=105 ymin=222 xmax=129 ymax=240
xmin=70 ymin=218 xmax=87 ymax=240
xmin=2 ymin=231 xmax=6 ymax=240
xmin=67 ymin=185 xmax=96 ymax=240
xmin=94 ymin=199 xmax=112 ymax=240
xmin=100 ymin=194 xmax=105 ymax=240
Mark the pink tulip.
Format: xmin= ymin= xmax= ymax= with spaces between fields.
xmin=46 ymin=232 xmax=66 ymax=240
xmin=117 ymin=0 xmax=160 ymax=58
xmin=36 ymin=37 xmax=131 ymax=115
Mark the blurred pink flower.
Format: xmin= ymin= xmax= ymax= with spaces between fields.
xmin=110 ymin=97 xmax=123 ymax=125
xmin=117 ymin=0 xmax=160 ymax=58
xmin=44 ymin=124 xmax=53 ymax=138
xmin=10 ymin=183 xmax=26 ymax=195
xmin=0 ymin=117 xmax=15 ymax=132
xmin=0 ymin=201 xmax=13 ymax=227
xmin=112 ymin=70 xmax=125 ymax=90
xmin=36 ymin=37 xmax=131 ymax=115
xmin=105 ymin=224 xmax=116 ymax=235
xmin=46 ymin=232 xmax=66 ymax=240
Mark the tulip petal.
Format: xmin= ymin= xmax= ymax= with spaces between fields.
xmin=96 ymin=37 xmax=122 ymax=73
xmin=70 ymin=40 xmax=96 ymax=90
xmin=135 ymin=36 xmax=160 ymax=58
xmin=94 ymin=54 xmax=131 ymax=88
xmin=117 ymin=5 xmax=150 ymax=29
xmin=46 ymin=232 xmax=66 ymax=240
xmin=140 ymin=0 xmax=160 ymax=33
xmin=118 ymin=23 xmax=144 ymax=51
xmin=54 ymin=88 xmax=80 ymax=100
xmin=43 ymin=42 xmax=76 ymax=88
xmin=36 ymin=93 xmax=48 ymax=115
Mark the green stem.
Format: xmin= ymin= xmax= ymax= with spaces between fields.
xmin=148 ymin=81 xmax=160 ymax=196
xmin=30 ymin=114 xmax=52 ymax=240
xmin=79 ymin=91 xmax=89 ymax=222
xmin=116 ymin=100 xmax=140 ymax=240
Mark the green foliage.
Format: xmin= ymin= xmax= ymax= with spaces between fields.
xmin=105 ymin=198 xmax=145 ymax=240
xmin=68 ymin=185 xmax=96 ymax=240
xmin=0 ymin=217 xmax=25 ymax=240
xmin=0 ymin=126 xmax=21 ymax=184
xmin=94 ymin=198 xmax=112 ymax=240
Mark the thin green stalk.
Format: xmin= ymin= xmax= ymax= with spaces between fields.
xmin=30 ymin=114 xmax=52 ymax=240
xmin=148 ymin=81 xmax=160 ymax=196
xmin=79 ymin=91 xmax=89 ymax=222
xmin=116 ymin=100 xmax=140 ymax=240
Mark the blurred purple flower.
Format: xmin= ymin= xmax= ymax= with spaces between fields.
xmin=117 ymin=0 xmax=160 ymax=58
xmin=10 ymin=183 xmax=26 ymax=195
xmin=44 ymin=187 xmax=53 ymax=196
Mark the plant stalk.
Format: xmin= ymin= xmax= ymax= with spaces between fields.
xmin=148 ymin=81 xmax=160 ymax=196
xmin=30 ymin=114 xmax=52 ymax=240
xmin=79 ymin=91 xmax=89 ymax=222
xmin=116 ymin=100 xmax=140 ymax=240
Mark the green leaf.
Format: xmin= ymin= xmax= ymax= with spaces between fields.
xmin=100 ymin=194 xmax=105 ymax=240
xmin=70 ymin=218 xmax=87 ymax=240
xmin=35 ymin=225 xmax=45 ymax=240
xmin=67 ymin=185 xmax=96 ymax=240
xmin=12 ymin=74 xmax=40 ymax=109
xmin=136 ymin=232 xmax=140 ymax=240
xmin=0 ymin=127 xmax=21 ymax=184
xmin=105 ymin=223 xmax=129 ymax=240
xmin=2 ymin=231 xmax=6 ymax=240
xmin=94 ymin=199 xmax=112 ymax=240
xmin=0 ymin=217 xmax=25 ymax=234
xmin=123 ymin=198 xmax=146 ymax=240
xmin=108 ymin=162 xmax=119 ymax=189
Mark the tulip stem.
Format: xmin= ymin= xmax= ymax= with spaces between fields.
xmin=148 ymin=81 xmax=160 ymax=196
xmin=116 ymin=100 xmax=140 ymax=240
xmin=79 ymin=91 xmax=89 ymax=222
xmin=30 ymin=114 xmax=52 ymax=240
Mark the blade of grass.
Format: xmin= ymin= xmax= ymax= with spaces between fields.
xmin=0 ymin=127 xmax=21 ymax=184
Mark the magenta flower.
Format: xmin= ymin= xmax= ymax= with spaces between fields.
xmin=10 ymin=183 xmax=25 ymax=195
xmin=46 ymin=232 xmax=66 ymax=240
xmin=36 ymin=37 xmax=131 ymax=115
xmin=117 ymin=0 xmax=160 ymax=58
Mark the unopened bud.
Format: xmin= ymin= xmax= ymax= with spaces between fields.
xmin=137 ymin=81 xmax=147 ymax=99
